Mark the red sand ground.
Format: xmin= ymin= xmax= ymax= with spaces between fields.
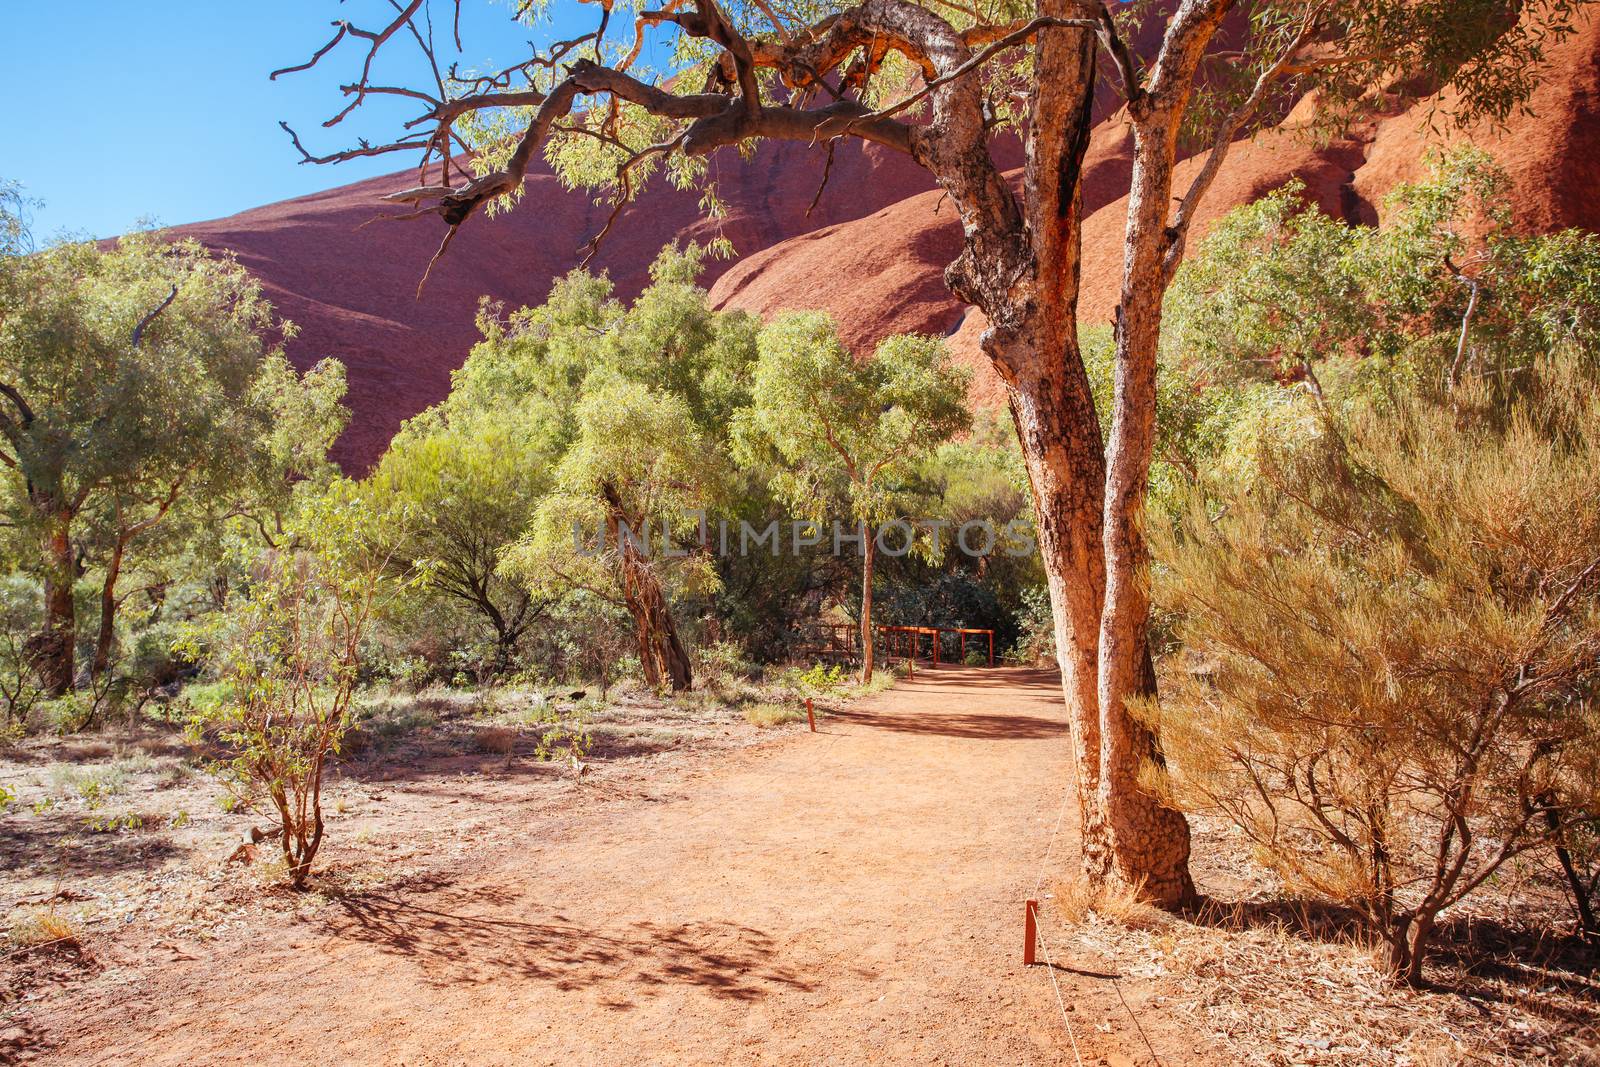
xmin=21 ymin=668 xmax=1205 ymax=1066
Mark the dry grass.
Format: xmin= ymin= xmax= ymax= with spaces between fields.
xmin=473 ymin=726 xmax=517 ymax=754
xmin=1042 ymin=823 xmax=1600 ymax=1066
xmin=743 ymin=702 xmax=807 ymax=728
xmin=7 ymin=909 xmax=80 ymax=950
xmin=1051 ymin=876 xmax=1168 ymax=930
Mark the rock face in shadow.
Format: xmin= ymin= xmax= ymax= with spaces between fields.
xmin=710 ymin=15 xmax=1600 ymax=409
xmin=184 ymin=12 xmax=1598 ymax=463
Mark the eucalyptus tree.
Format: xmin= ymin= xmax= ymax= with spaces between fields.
xmin=0 ymin=227 xmax=343 ymax=694
xmin=278 ymin=0 xmax=1582 ymax=903
xmin=736 ymin=313 xmax=969 ymax=683
xmin=511 ymin=375 xmax=723 ymax=690
xmin=456 ymin=246 xmax=757 ymax=690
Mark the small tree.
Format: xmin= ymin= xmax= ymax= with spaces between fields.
xmin=364 ymin=407 xmax=551 ymax=676
xmin=184 ymin=493 xmax=409 ymax=889
xmin=736 ymin=313 xmax=969 ymax=682
xmin=511 ymin=376 xmax=722 ymax=691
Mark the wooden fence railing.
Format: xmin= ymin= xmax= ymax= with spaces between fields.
xmin=793 ymin=623 xmax=995 ymax=667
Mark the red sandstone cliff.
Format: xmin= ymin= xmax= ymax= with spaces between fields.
xmin=179 ymin=13 xmax=1599 ymax=464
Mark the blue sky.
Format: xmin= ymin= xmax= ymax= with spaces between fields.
xmin=3 ymin=2 xmax=630 ymax=240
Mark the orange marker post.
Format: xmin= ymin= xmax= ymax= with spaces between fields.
xmin=806 ymin=697 xmax=816 ymax=732
xmin=1024 ymin=899 xmax=1039 ymax=965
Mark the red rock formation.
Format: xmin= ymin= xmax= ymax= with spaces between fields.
xmin=712 ymin=14 xmax=1600 ymax=409
xmin=1351 ymin=14 xmax=1600 ymax=232
xmin=185 ymin=11 xmax=1597 ymax=461
xmin=170 ymin=139 xmax=966 ymax=469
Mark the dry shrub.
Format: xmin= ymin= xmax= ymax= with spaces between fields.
xmin=743 ymin=702 xmax=806 ymax=728
xmin=1153 ymin=353 xmax=1600 ymax=985
xmin=7 ymin=909 xmax=78 ymax=949
xmin=474 ymin=726 xmax=517 ymax=754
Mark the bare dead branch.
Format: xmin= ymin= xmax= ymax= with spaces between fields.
xmin=280 ymin=120 xmax=434 ymax=165
xmin=417 ymin=223 xmax=463 ymax=299
xmin=807 ymin=140 xmax=837 ymax=217
xmin=270 ymin=21 xmax=351 ymax=80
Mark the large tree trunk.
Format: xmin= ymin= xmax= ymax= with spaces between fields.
xmin=622 ymin=558 xmax=692 ymax=692
xmin=859 ymin=534 xmax=876 ymax=683
xmin=1004 ymin=342 xmax=1114 ymax=878
xmin=946 ymin=8 xmax=1195 ymax=905
xmin=32 ymin=503 xmax=76 ymax=697
xmin=603 ymin=484 xmax=692 ymax=692
xmin=1087 ymin=2 xmax=1236 ymax=898
xmin=1096 ymin=116 xmax=1198 ymax=903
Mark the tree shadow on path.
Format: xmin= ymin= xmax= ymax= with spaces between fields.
xmin=827 ymin=706 xmax=1067 ymax=740
xmin=323 ymin=875 xmax=814 ymax=1008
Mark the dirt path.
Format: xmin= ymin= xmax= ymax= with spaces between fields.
xmin=29 ymin=668 xmax=1206 ymax=1066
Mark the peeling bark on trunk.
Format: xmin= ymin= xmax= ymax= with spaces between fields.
xmin=953 ymin=8 xmax=1199 ymax=904
xmin=1084 ymin=0 xmax=1240 ymax=906
xmin=1004 ymin=346 xmax=1113 ymax=875
xmin=603 ymin=483 xmax=693 ymax=692
xmin=1094 ymin=116 xmax=1197 ymax=905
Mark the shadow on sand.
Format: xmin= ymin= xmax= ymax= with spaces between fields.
xmin=323 ymin=873 xmax=815 ymax=1007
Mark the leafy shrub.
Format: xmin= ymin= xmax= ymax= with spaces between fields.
xmin=1146 ymin=153 xmax=1600 ymax=983
xmin=180 ymin=497 xmax=406 ymax=890
xmin=1007 ymin=586 xmax=1055 ymax=666
xmin=1154 ymin=353 xmax=1600 ymax=985
xmin=789 ymin=663 xmax=848 ymax=695
xmin=524 ymin=698 xmax=591 ymax=764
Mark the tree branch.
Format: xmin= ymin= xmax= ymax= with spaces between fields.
xmin=1162 ymin=8 xmax=1319 ymax=281
xmin=131 ymin=285 xmax=179 ymax=349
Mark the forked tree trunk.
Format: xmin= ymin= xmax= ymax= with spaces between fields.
xmin=859 ymin=534 xmax=877 ymax=683
xmin=949 ymin=6 xmax=1194 ymax=905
